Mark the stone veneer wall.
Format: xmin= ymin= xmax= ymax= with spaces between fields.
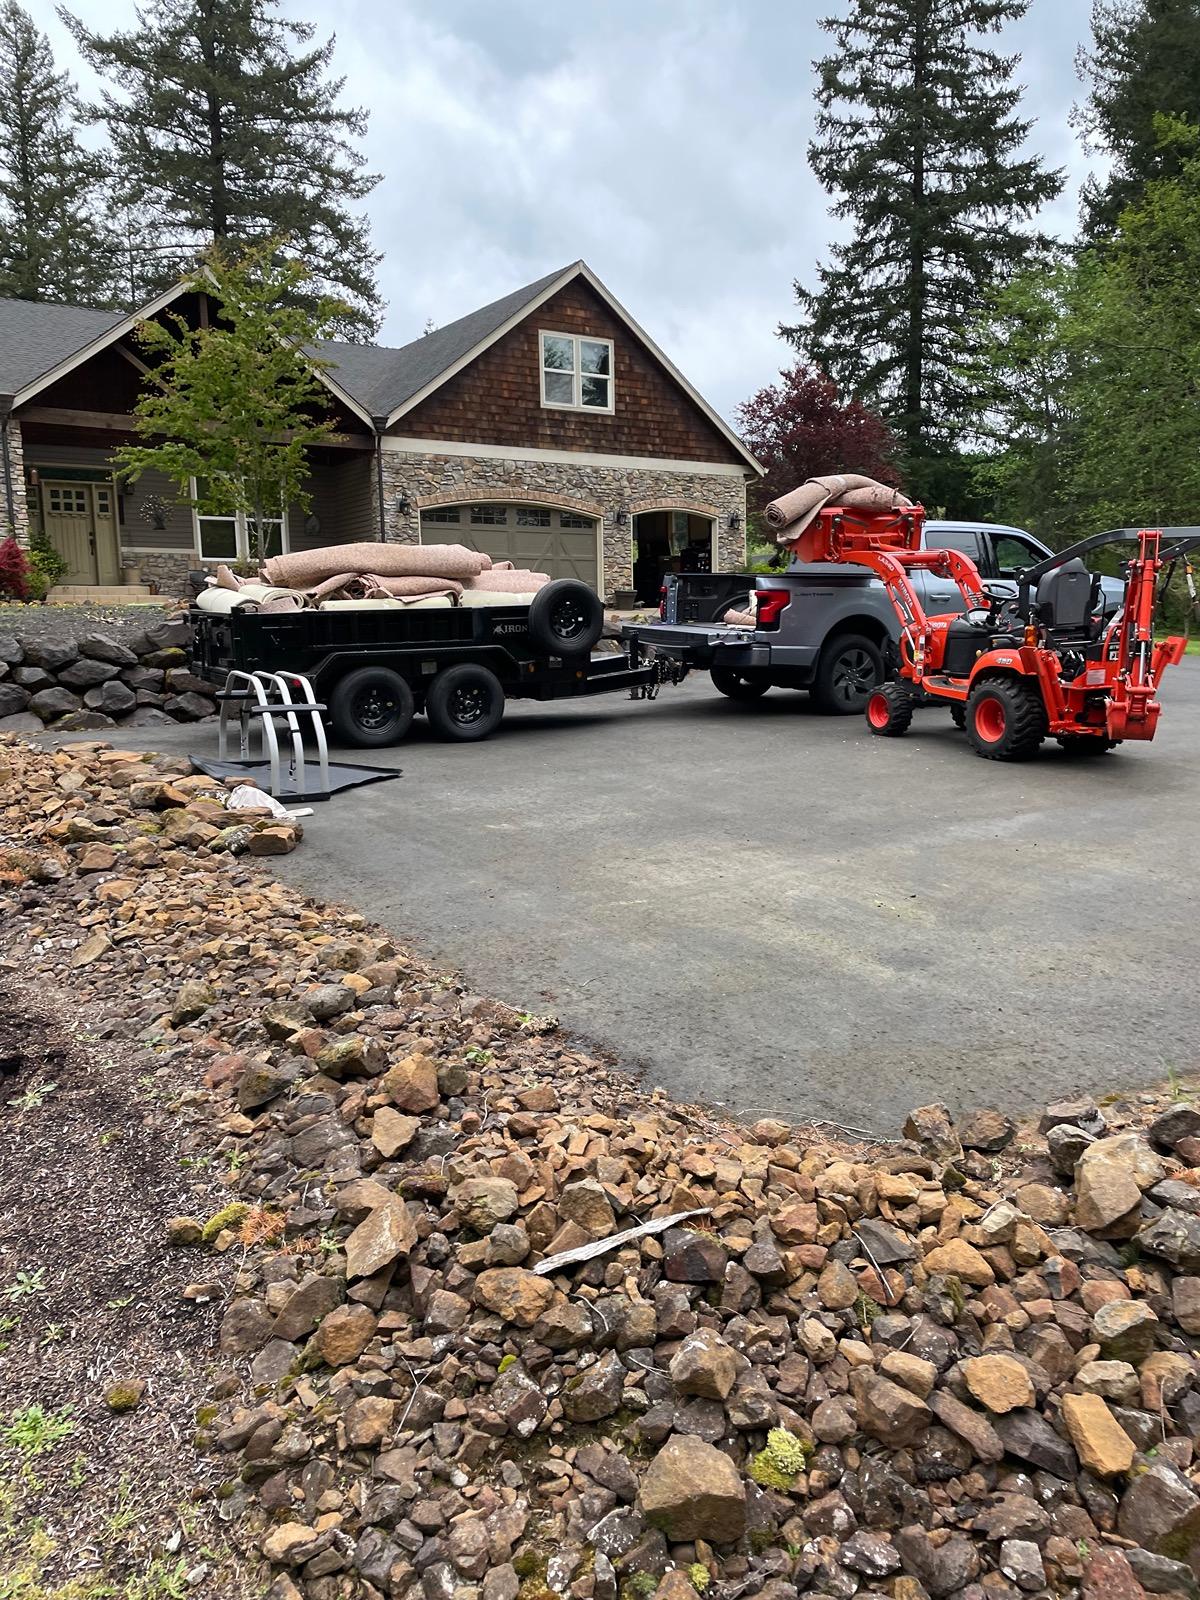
xmin=130 ymin=550 xmax=195 ymax=596
xmin=379 ymin=448 xmax=748 ymax=598
xmin=4 ymin=420 xmax=29 ymax=545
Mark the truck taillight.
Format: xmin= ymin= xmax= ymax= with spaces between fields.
xmin=659 ymin=586 xmax=667 ymax=619
xmin=755 ymin=589 xmax=790 ymax=628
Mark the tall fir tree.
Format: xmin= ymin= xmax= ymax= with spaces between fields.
xmin=782 ymin=0 xmax=1062 ymax=503
xmin=62 ymin=0 xmax=383 ymax=338
xmin=0 ymin=0 xmax=120 ymax=306
xmin=1074 ymin=0 xmax=1200 ymax=240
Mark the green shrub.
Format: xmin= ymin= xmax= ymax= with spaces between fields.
xmin=29 ymin=530 xmax=67 ymax=589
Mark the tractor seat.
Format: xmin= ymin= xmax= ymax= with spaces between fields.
xmin=1036 ymin=559 xmax=1101 ymax=637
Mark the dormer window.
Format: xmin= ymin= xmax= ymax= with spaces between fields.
xmin=540 ymin=331 xmax=614 ymax=412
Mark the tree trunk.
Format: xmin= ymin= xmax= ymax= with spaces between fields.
xmin=198 ymin=0 xmax=229 ymax=237
xmin=906 ymin=0 xmax=929 ymax=473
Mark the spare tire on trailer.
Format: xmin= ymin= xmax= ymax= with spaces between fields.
xmin=527 ymin=579 xmax=605 ymax=656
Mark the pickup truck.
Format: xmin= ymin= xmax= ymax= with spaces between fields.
xmin=629 ymin=521 xmax=1126 ymax=714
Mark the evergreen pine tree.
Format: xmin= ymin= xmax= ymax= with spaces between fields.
xmin=782 ymin=0 xmax=1062 ymax=501
xmin=62 ymin=0 xmax=383 ymax=338
xmin=0 ymin=0 xmax=120 ymax=306
xmin=1074 ymin=0 xmax=1200 ymax=240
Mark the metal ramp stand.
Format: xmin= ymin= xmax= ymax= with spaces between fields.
xmin=215 ymin=670 xmax=330 ymax=800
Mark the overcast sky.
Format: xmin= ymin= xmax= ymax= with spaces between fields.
xmin=37 ymin=0 xmax=1095 ymax=422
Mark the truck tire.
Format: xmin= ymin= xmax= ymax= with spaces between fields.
xmin=527 ymin=580 xmax=604 ymax=656
xmin=709 ymin=592 xmax=750 ymax=623
xmin=711 ymin=666 xmax=770 ymax=700
xmin=812 ymin=632 xmax=885 ymax=714
xmin=425 ymin=663 xmax=505 ymax=742
xmin=866 ymin=682 xmax=913 ymax=736
xmin=329 ymin=666 xmax=414 ymax=747
xmin=965 ymin=676 xmax=1048 ymax=761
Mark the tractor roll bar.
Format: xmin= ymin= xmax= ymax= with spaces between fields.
xmin=1016 ymin=527 xmax=1200 ymax=614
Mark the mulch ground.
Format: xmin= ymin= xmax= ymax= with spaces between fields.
xmin=0 ymin=974 xmax=255 ymax=1597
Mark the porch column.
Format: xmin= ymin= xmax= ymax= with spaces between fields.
xmin=1 ymin=413 xmax=29 ymax=547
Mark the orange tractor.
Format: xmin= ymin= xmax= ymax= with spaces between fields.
xmin=786 ymin=502 xmax=1194 ymax=761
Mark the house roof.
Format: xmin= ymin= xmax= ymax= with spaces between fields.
xmin=2 ymin=262 xmax=761 ymax=472
xmin=315 ymin=265 xmax=567 ymax=419
xmin=0 ymin=299 xmax=124 ymax=397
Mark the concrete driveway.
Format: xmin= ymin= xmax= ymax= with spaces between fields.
xmin=59 ymin=659 xmax=1200 ymax=1135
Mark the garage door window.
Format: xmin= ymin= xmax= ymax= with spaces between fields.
xmin=424 ymin=507 xmax=460 ymax=525
xmin=516 ymin=508 xmax=550 ymax=527
xmin=470 ymin=505 xmax=506 ymax=525
xmin=540 ymin=331 xmax=614 ymax=413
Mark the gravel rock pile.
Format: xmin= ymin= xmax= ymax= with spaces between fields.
xmin=4 ymin=740 xmax=1200 ymax=1600
xmin=0 ymin=616 xmax=216 ymax=733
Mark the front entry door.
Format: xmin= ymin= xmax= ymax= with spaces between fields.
xmin=43 ymin=481 xmax=120 ymax=585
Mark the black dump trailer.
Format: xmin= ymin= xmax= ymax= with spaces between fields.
xmin=190 ymin=578 xmax=687 ymax=746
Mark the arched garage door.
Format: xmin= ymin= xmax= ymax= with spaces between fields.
xmin=420 ymin=503 xmax=601 ymax=589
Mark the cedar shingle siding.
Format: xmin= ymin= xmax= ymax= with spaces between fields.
xmin=398 ymin=280 xmax=744 ymax=465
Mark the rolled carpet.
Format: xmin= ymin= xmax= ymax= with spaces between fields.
xmin=466 ymin=568 xmax=550 ymax=594
xmin=763 ymin=474 xmax=911 ymax=540
xmin=263 ymin=541 xmax=491 ymax=587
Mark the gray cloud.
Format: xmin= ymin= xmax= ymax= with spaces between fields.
xmin=38 ymin=0 xmax=1096 ymax=420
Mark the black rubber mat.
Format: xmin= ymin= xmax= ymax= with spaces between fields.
xmin=191 ymin=756 xmax=400 ymax=803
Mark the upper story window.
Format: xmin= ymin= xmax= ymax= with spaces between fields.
xmin=540 ymin=331 xmax=614 ymax=413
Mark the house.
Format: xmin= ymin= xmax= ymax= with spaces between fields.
xmin=0 ymin=261 xmax=760 ymax=602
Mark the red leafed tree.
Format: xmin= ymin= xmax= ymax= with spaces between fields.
xmin=736 ymin=363 xmax=903 ymax=521
xmin=0 ymin=536 xmax=31 ymax=601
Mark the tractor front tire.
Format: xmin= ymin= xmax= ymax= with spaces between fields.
xmin=866 ymin=682 xmax=913 ymax=737
xmin=949 ymin=703 xmax=967 ymax=730
xmin=965 ymin=676 xmax=1048 ymax=761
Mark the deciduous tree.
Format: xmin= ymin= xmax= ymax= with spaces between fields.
xmin=735 ymin=363 xmax=901 ymax=522
xmin=115 ymin=243 xmax=346 ymax=562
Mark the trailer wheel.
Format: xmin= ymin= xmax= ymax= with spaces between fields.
xmin=1056 ymin=734 xmax=1117 ymax=757
xmin=711 ymin=666 xmax=770 ymax=700
xmin=329 ymin=667 xmax=414 ymax=747
xmin=527 ymin=580 xmax=604 ymax=656
xmin=866 ymin=682 xmax=913 ymax=736
xmin=812 ymin=632 xmax=885 ymax=714
xmin=426 ymin=663 xmax=505 ymax=742
xmin=965 ymin=676 xmax=1047 ymax=761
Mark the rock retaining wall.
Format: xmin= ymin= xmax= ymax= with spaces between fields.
xmin=0 ymin=618 xmax=215 ymax=733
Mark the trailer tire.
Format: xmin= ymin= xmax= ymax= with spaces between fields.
xmin=527 ymin=580 xmax=604 ymax=656
xmin=329 ymin=667 xmax=414 ymax=748
xmin=866 ymin=682 xmax=913 ymax=736
xmin=965 ymin=675 xmax=1047 ymax=761
xmin=426 ymin=664 xmax=505 ymax=742
xmin=711 ymin=666 xmax=770 ymax=700
xmin=812 ymin=632 xmax=885 ymax=714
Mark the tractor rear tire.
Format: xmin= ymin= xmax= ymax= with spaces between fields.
xmin=866 ymin=682 xmax=913 ymax=737
xmin=1056 ymin=734 xmax=1117 ymax=757
xmin=965 ymin=676 xmax=1048 ymax=761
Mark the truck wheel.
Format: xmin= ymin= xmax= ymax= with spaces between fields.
xmin=711 ymin=666 xmax=770 ymax=700
xmin=527 ymin=580 xmax=604 ymax=656
xmin=965 ymin=676 xmax=1048 ymax=761
xmin=710 ymin=593 xmax=750 ymax=623
xmin=866 ymin=682 xmax=913 ymax=736
xmin=426 ymin=663 xmax=505 ymax=742
xmin=812 ymin=632 xmax=884 ymax=714
xmin=329 ymin=667 xmax=414 ymax=747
